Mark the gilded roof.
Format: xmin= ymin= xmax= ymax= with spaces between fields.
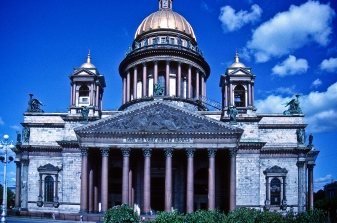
xmin=135 ymin=9 xmax=196 ymax=41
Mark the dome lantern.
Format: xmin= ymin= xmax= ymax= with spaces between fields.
xmin=159 ymin=0 xmax=173 ymax=10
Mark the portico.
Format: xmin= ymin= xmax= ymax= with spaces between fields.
xmin=75 ymin=100 xmax=243 ymax=213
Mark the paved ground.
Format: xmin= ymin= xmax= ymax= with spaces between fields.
xmin=6 ymin=217 xmax=97 ymax=223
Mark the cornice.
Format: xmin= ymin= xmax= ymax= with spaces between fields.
xmin=258 ymin=124 xmax=307 ymax=129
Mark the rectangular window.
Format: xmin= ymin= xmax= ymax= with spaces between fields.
xmin=170 ymin=38 xmax=175 ymax=44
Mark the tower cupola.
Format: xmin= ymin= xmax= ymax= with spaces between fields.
xmin=219 ymin=52 xmax=256 ymax=115
xmin=68 ymin=52 xmax=106 ymax=119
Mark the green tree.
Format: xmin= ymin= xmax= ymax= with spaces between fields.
xmin=0 ymin=184 xmax=15 ymax=209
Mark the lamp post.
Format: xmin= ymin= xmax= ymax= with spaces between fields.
xmin=0 ymin=135 xmax=14 ymax=223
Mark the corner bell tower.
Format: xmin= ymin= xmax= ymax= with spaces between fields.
xmin=219 ymin=52 xmax=256 ymax=115
xmin=68 ymin=52 xmax=106 ymax=118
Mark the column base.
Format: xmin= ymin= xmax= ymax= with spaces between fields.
xmin=79 ymin=209 xmax=88 ymax=214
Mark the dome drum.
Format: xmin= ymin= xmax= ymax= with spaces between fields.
xmin=119 ymin=0 xmax=210 ymax=110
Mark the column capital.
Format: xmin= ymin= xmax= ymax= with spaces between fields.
xmin=142 ymin=148 xmax=152 ymax=157
xmin=164 ymin=148 xmax=174 ymax=158
xmin=166 ymin=60 xmax=171 ymax=65
xmin=154 ymin=60 xmax=158 ymax=65
xmin=121 ymin=148 xmax=131 ymax=157
xmin=177 ymin=60 xmax=182 ymax=66
xmin=229 ymin=147 xmax=238 ymax=157
xmin=142 ymin=61 xmax=147 ymax=67
xmin=207 ymin=148 xmax=217 ymax=158
xmin=21 ymin=158 xmax=29 ymax=166
xmin=100 ymin=147 xmax=110 ymax=157
xmin=15 ymin=160 xmax=21 ymax=167
xmin=307 ymin=164 xmax=316 ymax=170
xmin=80 ymin=147 xmax=89 ymax=156
xmin=296 ymin=160 xmax=305 ymax=168
xmin=134 ymin=66 xmax=138 ymax=71
xmin=186 ymin=148 xmax=196 ymax=158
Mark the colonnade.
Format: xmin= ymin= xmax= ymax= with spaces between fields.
xmin=79 ymin=147 xmax=238 ymax=214
xmin=121 ymin=61 xmax=207 ymax=104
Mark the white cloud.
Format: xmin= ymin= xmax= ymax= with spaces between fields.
xmin=320 ymin=57 xmax=337 ymax=72
xmin=247 ymin=1 xmax=335 ymax=62
xmin=311 ymin=79 xmax=322 ymax=88
xmin=201 ymin=1 xmax=213 ymax=12
xmin=0 ymin=117 xmax=4 ymax=125
xmin=219 ymin=4 xmax=262 ymax=32
xmin=10 ymin=125 xmax=21 ymax=131
xmin=272 ymin=55 xmax=308 ymax=76
xmin=315 ymin=174 xmax=333 ymax=191
xmin=255 ymin=82 xmax=337 ymax=133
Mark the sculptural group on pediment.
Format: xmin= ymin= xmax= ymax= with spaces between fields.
xmin=106 ymin=105 xmax=219 ymax=132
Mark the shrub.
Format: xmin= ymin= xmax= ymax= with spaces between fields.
xmin=104 ymin=204 xmax=140 ymax=223
xmin=184 ymin=209 xmax=227 ymax=223
xmin=153 ymin=210 xmax=184 ymax=223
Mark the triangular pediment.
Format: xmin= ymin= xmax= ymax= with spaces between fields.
xmin=75 ymin=100 xmax=243 ymax=138
xmin=227 ymin=67 xmax=253 ymax=76
xmin=71 ymin=68 xmax=96 ymax=76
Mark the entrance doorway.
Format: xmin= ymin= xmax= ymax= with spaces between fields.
xmin=151 ymin=177 xmax=165 ymax=212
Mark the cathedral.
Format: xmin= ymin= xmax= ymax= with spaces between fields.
xmin=15 ymin=0 xmax=319 ymax=217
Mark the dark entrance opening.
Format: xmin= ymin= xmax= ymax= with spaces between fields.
xmin=151 ymin=177 xmax=165 ymax=212
xmin=194 ymin=168 xmax=208 ymax=210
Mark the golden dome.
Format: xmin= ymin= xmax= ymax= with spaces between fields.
xmin=230 ymin=52 xmax=246 ymax=68
xmin=80 ymin=53 xmax=96 ymax=69
xmin=135 ymin=8 xmax=196 ymax=41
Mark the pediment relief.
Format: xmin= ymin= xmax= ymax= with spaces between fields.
xmin=263 ymin=165 xmax=288 ymax=174
xmin=75 ymin=101 xmax=242 ymax=135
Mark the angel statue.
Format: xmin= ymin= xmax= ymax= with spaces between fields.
xmin=283 ymin=94 xmax=302 ymax=115
xmin=26 ymin=94 xmax=44 ymax=112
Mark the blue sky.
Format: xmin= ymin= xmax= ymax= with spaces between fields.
xmin=1 ymin=0 xmax=336 ymax=191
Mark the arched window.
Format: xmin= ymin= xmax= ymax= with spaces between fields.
xmin=270 ymin=178 xmax=281 ymax=205
xmin=79 ymin=85 xmax=89 ymax=97
xmin=44 ymin=176 xmax=54 ymax=203
xmin=234 ymin=85 xmax=245 ymax=107
xmin=263 ymin=165 xmax=288 ymax=210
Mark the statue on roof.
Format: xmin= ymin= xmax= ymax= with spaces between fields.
xmin=154 ymin=84 xmax=164 ymax=96
xmin=296 ymin=128 xmax=305 ymax=145
xmin=26 ymin=94 xmax=44 ymax=113
xmin=283 ymin=94 xmax=302 ymax=115
xmin=81 ymin=106 xmax=89 ymax=122
xmin=308 ymin=133 xmax=314 ymax=147
xmin=229 ymin=105 xmax=238 ymax=124
xmin=16 ymin=131 xmax=22 ymax=143
xmin=23 ymin=126 xmax=30 ymax=143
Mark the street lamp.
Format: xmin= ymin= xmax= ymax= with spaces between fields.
xmin=0 ymin=135 xmax=14 ymax=223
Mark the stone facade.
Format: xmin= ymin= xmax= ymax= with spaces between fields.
xmin=14 ymin=0 xmax=318 ymax=216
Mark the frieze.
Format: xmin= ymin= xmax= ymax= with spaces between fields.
xmin=125 ymin=137 xmax=193 ymax=143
